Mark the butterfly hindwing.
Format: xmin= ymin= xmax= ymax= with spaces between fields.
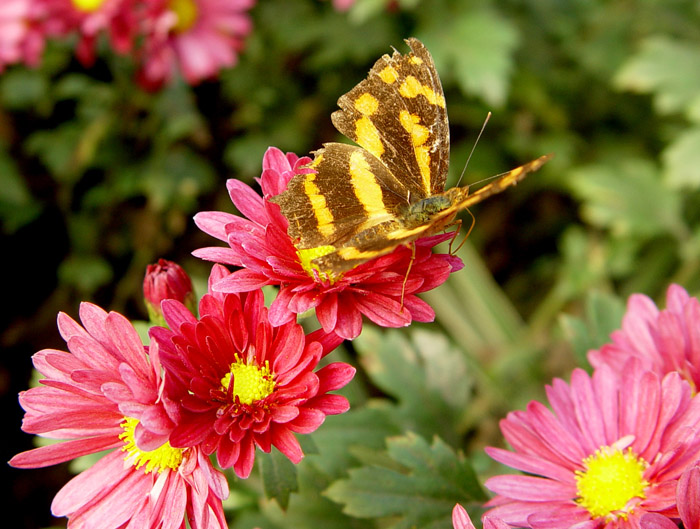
xmin=331 ymin=38 xmax=450 ymax=199
xmin=272 ymin=142 xmax=408 ymax=249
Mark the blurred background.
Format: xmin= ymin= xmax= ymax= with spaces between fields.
xmin=3 ymin=0 xmax=700 ymax=527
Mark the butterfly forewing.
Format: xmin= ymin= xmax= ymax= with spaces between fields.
xmin=331 ymin=38 xmax=450 ymax=200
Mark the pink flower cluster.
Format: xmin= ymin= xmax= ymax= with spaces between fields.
xmin=458 ymin=284 xmax=700 ymax=529
xmin=0 ymin=0 xmax=254 ymax=87
xmin=11 ymin=261 xmax=355 ymax=527
xmin=10 ymin=142 xmax=466 ymax=527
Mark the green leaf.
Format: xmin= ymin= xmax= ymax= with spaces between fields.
xmin=614 ymin=36 xmax=700 ymax=115
xmin=308 ymin=407 xmax=401 ymax=480
xmin=0 ymin=69 xmax=49 ymax=110
xmin=325 ymin=434 xmax=485 ymax=529
xmin=353 ymin=327 xmax=471 ymax=444
xmin=0 ymin=148 xmax=41 ymax=233
xmin=559 ymin=290 xmax=626 ymax=367
xmin=423 ymin=7 xmax=518 ymax=107
xmin=58 ymin=254 xmax=113 ymax=295
xmin=260 ymin=448 xmax=299 ymax=510
xmin=568 ymin=156 xmax=684 ymax=238
xmin=662 ymin=126 xmax=700 ymax=188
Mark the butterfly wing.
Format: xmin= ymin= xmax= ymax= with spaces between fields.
xmin=332 ymin=38 xmax=450 ymax=199
xmin=271 ymin=142 xmax=409 ymax=249
xmin=312 ymin=154 xmax=553 ymax=273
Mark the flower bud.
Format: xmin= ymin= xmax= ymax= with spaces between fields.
xmin=143 ymin=259 xmax=195 ymax=325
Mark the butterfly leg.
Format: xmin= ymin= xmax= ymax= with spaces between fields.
xmin=449 ymin=208 xmax=476 ymax=255
xmin=400 ymin=242 xmax=417 ymax=311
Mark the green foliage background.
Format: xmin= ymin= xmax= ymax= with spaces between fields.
xmin=4 ymin=0 xmax=700 ymax=528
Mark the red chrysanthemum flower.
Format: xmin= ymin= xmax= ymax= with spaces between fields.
xmin=10 ymin=302 xmax=228 ymax=529
xmin=137 ymin=0 xmax=254 ymax=89
xmin=484 ymin=360 xmax=700 ymax=529
xmin=149 ymin=264 xmax=356 ymax=478
xmin=193 ymin=147 xmax=464 ymax=340
xmin=588 ymin=284 xmax=700 ymax=392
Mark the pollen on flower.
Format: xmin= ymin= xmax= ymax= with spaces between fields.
xmin=221 ymin=356 xmax=276 ymax=405
xmin=575 ymin=446 xmax=649 ymax=519
xmin=71 ymin=0 xmax=107 ymax=11
xmin=169 ymin=0 xmax=199 ymax=33
xmin=297 ymin=245 xmax=339 ymax=284
xmin=119 ymin=417 xmax=183 ymax=473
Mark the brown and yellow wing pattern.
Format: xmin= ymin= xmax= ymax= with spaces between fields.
xmin=271 ymin=38 xmax=551 ymax=275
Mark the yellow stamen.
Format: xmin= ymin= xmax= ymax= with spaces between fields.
xmin=297 ymin=246 xmax=339 ymax=284
xmin=169 ymin=0 xmax=199 ymax=33
xmin=221 ymin=356 xmax=276 ymax=405
xmin=575 ymin=446 xmax=649 ymax=520
xmin=71 ymin=0 xmax=107 ymax=11
xmin=119 ymin=417 xmax=183 ymax=473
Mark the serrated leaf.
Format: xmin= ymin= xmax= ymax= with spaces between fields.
xmin=325 ymin=434 xmax=485 ymax=529
xmin=568 ymin=156 xmax=684 ymax=238
xmin=353 ymin=327 xmax=470 ymax=444
xmin=260 ymin=448 xmax=299 ymax=510
xmin=614 ymin=36 xmax=700 ymax=115
xmin=662 ymin=126 xmax=700 ymax=189
xmin=308 ymin=407 xmax=401 ymax=479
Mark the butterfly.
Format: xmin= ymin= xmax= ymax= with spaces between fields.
xmin=271 ymin=38 xmax=551 ymax=276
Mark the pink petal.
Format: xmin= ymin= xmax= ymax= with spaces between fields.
xmin=212 ymin=269 xmax=272 ymax=293
xmin=227 ymin=179 xmax=267 ymax=225
xmin=485 ymin=474 xmax=576 ymax=501
xmin=640 ymin=513 xmax=679 ymax=529
xmin=10 ymin=435 xmax=122 ymax=468
xmin=452 ymin=504 xmax=476 ymax=529
xmin=677 ymin=466 xmax=700 ymax=528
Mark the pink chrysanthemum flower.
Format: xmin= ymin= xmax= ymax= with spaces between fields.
xmin=137 ymin=0 xmax=254 ymax=89
xmin=588 ymin=284 xmax=700 ymax=392
xmin=10 ymin=302 xmax=228 ymax=529
xmin=41 ymin=0 xmax=140 ymax=65
xmin=193 ymin=147 xmax=464 ymax=340
xmin=0 ymin=0 xmax=46 ymax=71
xmin=484 ymin=360 xmax=700 ymax=529
xmin=149 ymin=264 xmax=356 ymax=478
xmin=453 ymin=503 xmax=511 ymax=529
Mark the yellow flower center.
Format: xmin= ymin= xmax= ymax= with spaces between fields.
xmin=71 ymin=0 xmax=107 ymax=11
xmin=297 ymin=245 xmax=340 ymax=284
xmin=119 ymin=417 xmax=183 ymax=473
xmin=221 ymin=356 xmax=276 ymax=405
xmin=575 ymin=446 xmax=649 ymax=520
xmin=169 ymin=0 xmax=199 ymax=33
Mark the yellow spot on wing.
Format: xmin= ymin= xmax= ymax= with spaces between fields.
xmin=304 ymin=173 xmax=335 ymax=237
xmin=355 ymin=116 xmax=384 ymax=158
xmin=337 ymin=246 xmax=386 ymax=260
xmin=349 ymin=151 xmax=389 ymax=217
xmin=399 ymin=76 xmax=446 ymax=107
xmin=378 ymin=65 xmax=399 ymax=84
xmin=399 ymin=110 xmax=432 ymax=193
xmin=354 ymin=93 xmax=379 ymax=115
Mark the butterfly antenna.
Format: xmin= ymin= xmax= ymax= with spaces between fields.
xmin=455 ymin=112 xmax=491 ymax=188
